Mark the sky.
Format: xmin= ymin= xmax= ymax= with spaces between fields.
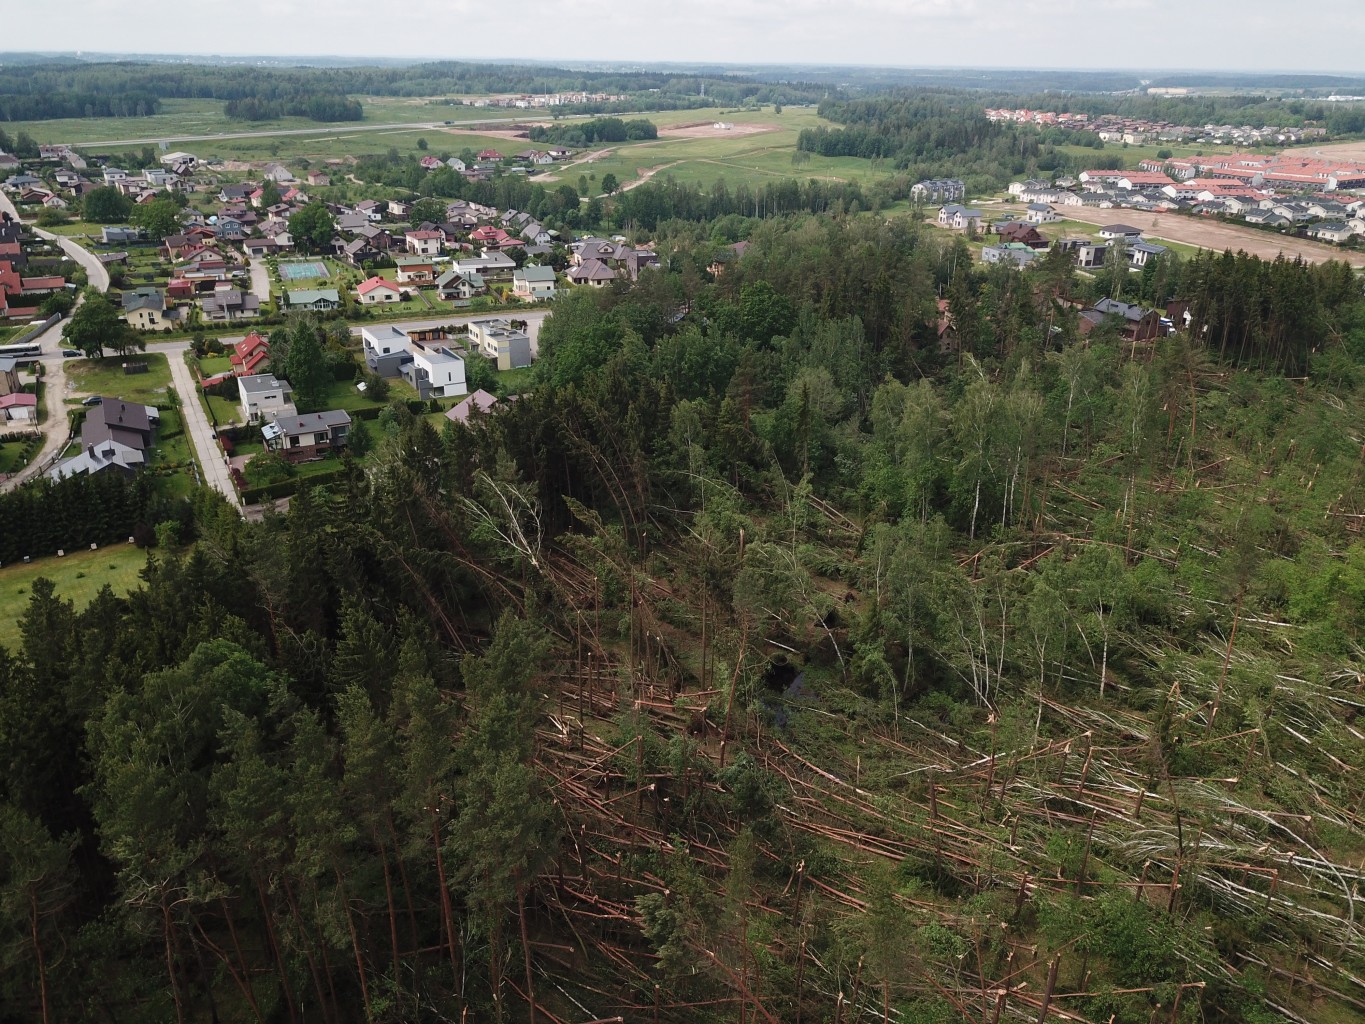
xmin=7 ymin=0 xmax=1365 ymax=74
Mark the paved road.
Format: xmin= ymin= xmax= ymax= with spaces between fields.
xmin=248 ymin=258 xmax=271 ymax=307
xmin=165 ymin=350 xmax=239 ymax=506
xmin=39 ymin=230 xmax=111 ymax=292
xmin=0 ymin=335 xmax=74 ymax=492
xmin=49 ymin=113 xmax=573 ymax=150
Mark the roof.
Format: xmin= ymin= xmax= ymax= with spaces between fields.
xmin=445 ymin=389 xmax=499 ymax=423
xmin=0 ymin=392 xmax=37 ymax=410
xmin=238 ymin=373 xmax=293 ymax=395
xmin=50 ymin=439 xmax=145 ymax=479
xmin=1101 ymin=224 xmax=1143 ymax=234
xmin=122 ymin=288 xmax=164 ymax=313
xmin=1094 ymin=297 xmax=1153 ymax=322
xmin=265 ymin=409 xmax=352 ymax=438
xmin=515 ymin=266 xmax=557 ymax=283
xmin=406 ymin=229 xmax=444 ymax=240
xmin=286 ymin=288 xmax=341 ymax=305
xmin=357 ymin=276 xmax=401 ymax=295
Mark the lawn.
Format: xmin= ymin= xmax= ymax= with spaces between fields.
xmin=67 ymin=352 xmax=173 ymax=404
xmin=0 ymin=544 xmax=150 ymax=650
xmin=0 ymin=433 xmax=42 ymax=475
xmin=316 ymin=374 xmax=419 ymax=413
xmin=199 ymin=355 xmax=234 ymax=376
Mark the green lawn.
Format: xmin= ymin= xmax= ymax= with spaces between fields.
xmin=0 ymin=544 xmax=150 ymax=651
xmin=67 ymin=353 xmax=173 ymax=404
xmin=199 ymin=355 xmax=234 ymax=376
xmin=0 ymin=434 xmax=42 ymax=475
xmin=201 ymin=390 xmax=242 ymax=427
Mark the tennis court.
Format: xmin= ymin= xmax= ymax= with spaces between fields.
xmin=279 ymin=260 xmax=330 ymax=281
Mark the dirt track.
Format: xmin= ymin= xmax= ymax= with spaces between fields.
xmin=658 ymin=122 xmax=780 ymax=139
xmin=1004 ymin=204 xmax=1365 ymax=268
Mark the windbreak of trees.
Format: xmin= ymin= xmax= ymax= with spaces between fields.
xmin=528 ymin=117 xmax=658 ymax=146
xmin=223 ymin=93 xmax=363 ymax=122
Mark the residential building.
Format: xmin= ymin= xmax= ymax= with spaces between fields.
xmin=512 ymin=265 xmax=557 ymax=301
xmin=567 ymin=259 xmax=617 ymax=287
xmin=285 ymin=288 xmax=342 ymax=311
xmin=356 ymin=276 xmax=403 ymax=304
xmin=395 ymin=256 xmax=437 ymax=285
xmin=81 ymin=399 xmax=159 ymax=452
xmin=436 ymin=269 xmax=485 ymax=301
xmin=50 ymin=438 xmax=144 ymax=479
xmin=1128 ymin=241 xmax=1169 ymax=268
xmin=0 ymin=392 xmax=37 ymax=423
xmin=361 ymin=325 xmax=411 ymax=377
xmin=1098 ymin=224 xmax=1144 ymax=241
xmin=200 ymin=289 xmax=260 ymax=322
xmin=910 ymin=179 xmax=965 ymax=202
xmin=445 ymin=389 xmax=500 ymax=424
xmin=263 ymin=410 xmax=351 ymax=462
xmin=468 ymin=318 xmax=533 ymax=371
xmin=121 ymin=288 xmax=178 ymax=332
xmin=230 ymin=332 xmax=271 ymax=377
xmin=937 ymin=205 xmax=984 ymax=231
xmin=404 ymin=339 xmax=467 ymax=399
xmin=405 ymin=229 xmax=445 ymax=255
xmin=1024 ymin=203 xmax=1058 ymax=224
xmin=1092 ymin=297 xmax=1164 ymax=342
xmin=982 ymin=243 xmax=1039 ymax=267
xmin=238 ymin=374 xmax=297 ymax=425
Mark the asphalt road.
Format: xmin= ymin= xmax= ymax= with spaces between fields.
xmin=51 ymin=114 xmax=561 ymax=149
xmin=165 ymin=350 xmax=238 ymax=505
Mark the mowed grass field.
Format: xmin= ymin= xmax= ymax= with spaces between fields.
xmin=0 ymin=544 xmax=149 ymax=650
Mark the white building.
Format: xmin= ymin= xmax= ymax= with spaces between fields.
xmin=407 ymin=340 xmax=467 ymax=399
xmin=238 ymin=374 xmax=297 ymax=425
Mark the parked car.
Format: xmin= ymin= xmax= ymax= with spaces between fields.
xmin=81 ymin=395 xmax=102 ymax=406
xmin=62 ymin=348 xmax=81 ymax=357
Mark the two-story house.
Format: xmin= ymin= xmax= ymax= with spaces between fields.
xmin=238 ymin=374 xmax=297 ymax=425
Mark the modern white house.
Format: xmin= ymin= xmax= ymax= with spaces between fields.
xmin=405 ymin=340 xmax=468 ymax=400
xmin=238 ymin=374 xmax=297 ymax=425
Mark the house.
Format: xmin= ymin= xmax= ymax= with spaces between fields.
xmin=1308 ymin=222 xmax=1355 ymax=243
xmin=0 ymin=358 xmax=21 ymax=397
xmin=420 ymin=156 xmax=445 ymax=171
xmin=361 ymin=325 xmax=412 ymax=377
xmin=0 ymin=391 xmax=37 ymax=423
xmin=477 ymin=149 xmax=503 ymax=161
xmin=200 ymin=289 xmax=260 ymax=322
xmin=568 ymin=259 xmax=618 ymax=287
xmin=81 ymin=399 xmax=159 ymax=453
xmin=101 ymin=226 xmax=144 ymax=245
xmin=243 ymin=239 xmax=280 ymax=259
xmin=404 ymin=339 xmax=467 ymax=400
xmin=121 ymin=288 xmax=179 ymax=332
xmin=911 ymin=178 xmax=965 ymax=203
xmin=982 ymin=243 xmax=1039 ymax=267
xmin=42 ymin=194 xmax=68 ymax=210
xmin=263 ymin=410 xmax=351 ymax=462
xmin=405 ymin=229 xmax=444 ymax=256
xmin=445 ymin=389 xmax=500 ymax=424
xmin=356 ymin=276 xmax=403 ymax=304
xmin=354 ymin=199 xmax=384 ymax=222
xmin=238 ymin=374 xmax=297 ymax=424
xmin=102 ymin=167 xmax=128 ymax=184
xmin=436 ymin=269 xmax=485 ymax=301
xmin=218 ymin=184 xmax=254 ymax=204
xmin=1092 ymin=297 xmax=1164 ymax=342
xmin=1024 ymin=203 xmax=1058 ymax=224
xmin=1128 ymin=241 xmax=1168 ymax=268
xmin=262 ymin=163 xmax=296 ymax=183
xmin=454 ymin=251 xmax=517 ymax=277
xmin=468 ymin=318 xmax=532 ymax=371
xmin=938 ymin=205 xmax=984 ymax=231
xmin=1098 ymin=224 xmax=1144 ymax=241
xmin=230 ymin=332 xmax=271 ymax=376
xmin=50 ymin=438 xmax=144 ymax=479
xmin=1056 ymin=238 xmax=1109 ymax=269
xmin=446 ymin=158 xmax=466 ymax=172
xmin=512 ymin=265 xmax=557 ymax=301
xmin=307 ymin=170 xmax=331 ymax=187
xmin=286 ymin=288 xmax=342 ymax=311
xmin=996 ymin=222 xmax=1049 ymax=248
xmin=395 ymin=256 xmax=437 ymax=285
xmin=520 ymin=221 xmax=553 ymax=246
xmin=387 ymin=199 xmax=412 ymax=219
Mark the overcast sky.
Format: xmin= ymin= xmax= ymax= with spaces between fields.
xmin=7 ymin=0 xmax=1365 ymax=74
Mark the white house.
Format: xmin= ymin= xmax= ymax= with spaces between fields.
xmin=356 ymin=276 xmax=403 ymax=305
xmin=938 ymin=204 xmax=984 ymax=231
xmin=1024 ymin=203 xmax=1058 ymax=224
xmin=238 ymin=374 xmax=297 ymax=425
xmin=406 ymin=340 xmax=467 ymax=399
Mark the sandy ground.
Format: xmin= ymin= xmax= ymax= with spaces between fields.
xmin=1003 ymin=204 xmax=1365 ymax=269
xmin=1294 ymin=140 xmax=1365 ymax=162
xmin=658 ymin=122 xmax=780 ymax=139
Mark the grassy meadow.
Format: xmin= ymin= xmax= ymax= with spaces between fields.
xmin=0 ymin=544 xmax=150 ymax=650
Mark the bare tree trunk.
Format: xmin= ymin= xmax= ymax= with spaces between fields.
xmin=30 ymin=893 xmax=50 ymax=1024
xmin=518 ymin=884 xmax=537 ymax=1024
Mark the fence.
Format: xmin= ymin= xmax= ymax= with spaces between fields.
xmin=6 ymin=313 xmax=61 ymax=349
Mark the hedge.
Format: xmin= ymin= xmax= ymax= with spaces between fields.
xmin=239 ymin=468 xmax=346 ymax=505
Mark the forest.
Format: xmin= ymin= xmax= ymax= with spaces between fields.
xmin=3 ymin=201 xmax=1365 ymax=1024
xmin=0 ymin=60 xmax=829 ymax=124
xmin=527 ymin=117 xmax=659 ymax=147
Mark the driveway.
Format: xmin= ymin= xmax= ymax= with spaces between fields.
xmin=165 ymin=351 xmax=240 ymax=508
xmin=248 ymin=257 xmax=271 ymax=306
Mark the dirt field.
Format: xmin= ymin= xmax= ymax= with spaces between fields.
xmin=658 ymin=122 xmax=780 ymax=139
xmin=1293 ymin=139 xmax=1365 ymax=162
xmin=1004 ymin=204 xmax=1365 ymax=268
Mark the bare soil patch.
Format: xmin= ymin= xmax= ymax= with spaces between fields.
xmin=1013 ymin=205 xmax=1365 ymax=269
xmin=658 ymin=122 xmax=781 ymax=139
